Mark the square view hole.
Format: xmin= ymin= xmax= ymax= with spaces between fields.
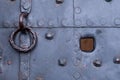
xmin=80 ymin=37 xmax=95 ymax=52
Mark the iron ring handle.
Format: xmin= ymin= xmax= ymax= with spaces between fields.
xmin=9 ymin=27 xmax=37 ymax=52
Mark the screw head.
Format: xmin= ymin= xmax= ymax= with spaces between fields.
xmin=75 ymin=19 xmax=81 ymax=26
xmin=113 ymin=57 xmax=120 ymax=64
xmin=58 ymin=58 xmax=67 ymax=67
xmin=93 ymin=59 xmax=102 ymax=67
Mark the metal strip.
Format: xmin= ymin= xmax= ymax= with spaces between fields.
xmin=20 ymin=0 xmax=32 ymax=13
xmin=19 ymin=32 xmax=31 ymax=80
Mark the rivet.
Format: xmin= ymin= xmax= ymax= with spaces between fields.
xmin=75 ymin=19 xmax=82 ymax=26
xmin=113 ymin=57 xmax=120 ymax=64
xmin=73 ymin=57 xmax=81 ymax=66
xmin=45 ymin=32 xmax=55 ymax=40
xmin=61 ymin=19 xmax=68 ymax=26
xmin=37 ymin=20 xmax=44 ymax=27
xmin=75 ymin=7 xmax=81 ymax=14
xmin=93 ymin=59 xmax=102 ymax=67
xmin=58 ymin=58 xmax=67 ymax=67
xmin=86 ymin=19 xmax=94 ymax=26
xmin=114 ymin=18 xmax=120 ymax=25
xmin=73 ymin=72 xmax=80 ymax=80
xmin=99 ymin=18 xmax=106 ymax=25
xmin=48 ymin=20 xmax=54 ymax=26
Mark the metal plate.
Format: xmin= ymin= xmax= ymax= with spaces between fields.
xmin=5 ymin=28 xmax=118 ymax=80
xmin=74 ymin=28 xmax=120 ymax=80
xmin=28 ymin=0 xmax=74 ymax=27
xmin=2 ymin=0 xmax=120 ymax=27
xmin=74 ymin=0 xmax=120 ymax=27
xmin=0 ymin=28 xmax=19 ymax=80
xmin=0 ymin=0 xmax=120 ymax=80
xmin=0 ymin=0 xmax=19 ymax=28
xmin=0 ymin=28 xmax=120 ymax=79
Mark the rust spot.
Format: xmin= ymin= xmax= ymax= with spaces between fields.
xmin=80 ymin=37 xmax=95 ymax=52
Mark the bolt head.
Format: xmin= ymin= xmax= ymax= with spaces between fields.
xmin=93 ymin=59 xmax=102 ymax=67
xmin=58 ymin=58 xmax=67 ymax=67
xmin=45 ymin=32 xmax=54 ymax=40
xmin=113 ymin=57 xmax=120 ymax=64
xmin=114 ymin=18 xmax=120 ymax=25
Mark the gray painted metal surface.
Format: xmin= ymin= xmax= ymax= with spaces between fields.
xmin=0 ymin=0 xmax=120 ymax=80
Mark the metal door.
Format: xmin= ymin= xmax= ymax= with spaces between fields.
xmin=0 ymin=0 xmax=120 ymax=80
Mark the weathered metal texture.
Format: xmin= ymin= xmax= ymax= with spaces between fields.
xmin=0 ymin=0 xmax=20 ymax=28
xmin=21 ymin=0 xmax=32 ymax=13
xmin=0 ymin=0 xmax=74 ymax=27
xmin=74 ymin=0 xmax=120 ymax=27
xmin=0 ymin=29 xmax=19 ymax=80
xmin=1 ymin=0 xmax=120 ymax=27
xmin=29 ymin=0 xmax=74 ymax=27
xmin=30 ymin=29 xmax=74 ymax=80
xmin=0 ymin=28 xmax=120 ymax=80
xmin=0 ymin=0 xmax=120 ymax=80
xmin=73 ymin=28 xmax=120 ymax=80
xmin=25 ymin=28 xmax=120 ymax=80
xmin=19 ymin=32 xmax=31 ymax=80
